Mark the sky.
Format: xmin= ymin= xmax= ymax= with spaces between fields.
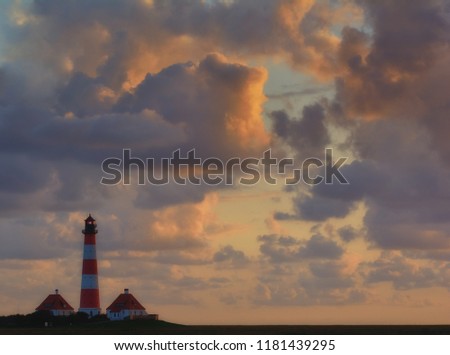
xmin=0 ymin=0 xmax=449 ymax=325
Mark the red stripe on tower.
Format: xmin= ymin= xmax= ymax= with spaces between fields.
xmin=79 ymin=214 xmax=101 ymax=317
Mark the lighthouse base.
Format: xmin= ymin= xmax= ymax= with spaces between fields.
xmin=78 ymin=308 xmax=101 ymax=318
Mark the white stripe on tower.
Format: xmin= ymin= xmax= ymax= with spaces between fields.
xmin=81 ymin=275 xmax=99 ymax=289
xmin=82 ymin=245 xmax=97 ymax=260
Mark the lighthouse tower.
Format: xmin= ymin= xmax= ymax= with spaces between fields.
xmin=79 ymin=214 xmax=101 ymax=317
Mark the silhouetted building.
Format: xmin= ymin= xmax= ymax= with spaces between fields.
xmin=106 ymin=288 xmax=155 ymax=320
xmin=35 ymin=289 xmax=74 ymax=316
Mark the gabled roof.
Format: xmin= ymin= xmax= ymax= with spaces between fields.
xmin=35 ymin=293 xmax=74 ymax=311
xmin=106 ymin=292 xmax=146 ymax=313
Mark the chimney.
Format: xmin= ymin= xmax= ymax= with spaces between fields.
xmin=55 ymin=289 xmax=59 ymax=295
xmin=124 ymin=288 xmax=129 ymax=294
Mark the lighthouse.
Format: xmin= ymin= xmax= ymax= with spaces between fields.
xmin=79 ymin=214 xmax=101 ymax=317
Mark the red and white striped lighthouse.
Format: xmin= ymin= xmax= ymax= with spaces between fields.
xmin=79 ymin=214 xmax=101 ymax=317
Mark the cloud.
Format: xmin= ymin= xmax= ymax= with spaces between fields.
xmin=2 ymin=54 xmax=268 ymax=161
xmin=353 ymin=123 xmax=450 ymax=250
xmin=337 ymin=225 xmax=359 ymax=243
xmin=258 ymin=233 xmax=343 ymax=262
xmin=1 ymin=0 xmax=450 ymax=321
xmin=271 ymin=0 xmax=450 ymax=258
xmin=334 ymin=0 xmax=450 ymax=119
xmin=144 ymin=193 xmax=218 ymax=250
xmin=253 ymin=258 xmax=366 ymax=306
xmin=0 ymin=53 xmax=270 ymax=214
xmin=2 ymin=0 xmax=284 ymax=218
xmin=0 ymin=0 xmax=364 ymax=220
xmin=0 ymin=213 xmax=80 ymax=260
xmin=291 ymin=194 xmax=356 ymax=221
xmin=117 ymin=53 xmax=270 ymax=159
xmin=1 ymin=0 xmax=363 ymax=95
xmin=100 ymin=260 xmax=229 ymax=306
xmin=99 ymin=193 xmax=224 ymax=253
xmin=298 ymin=234 xmax=344 ymax=259
xmin=331 ymin=0 xmax=450 ymax=162
xmin=363 ymin=252 xmax=450 ymax=291
xmin=213 ymin=245 xmax=250 ymax=268
xmin=280 ymin=119 xmax=450 ymax=250
xmin=151 ymin=250 xmax=212 ymax=266
xmin=270 ymin=102 xmax=330 ymax=160
xmin=258 ymin=234 xmax=301 ymax=263
xmin=0 ymin=154 xmax=52 ymax=194
xmin=57 ymin=72 xmax=118 ymax=117
xmin=0 ymin=192 xmax=230 ymax=276
xmin=0 ymin=258 xmax=80 ymax=314
xmin=134 ymin=182 xmax=210 ymax=211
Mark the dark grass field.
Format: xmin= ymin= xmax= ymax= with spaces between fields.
xmin=1 ymin=319 xmax=450 ymax=335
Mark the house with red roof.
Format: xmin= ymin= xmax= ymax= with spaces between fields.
xmin=35 ymin=289 xmax=75 ymax=316
xmin=106 ymin=288 xmax=152 ymax=320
